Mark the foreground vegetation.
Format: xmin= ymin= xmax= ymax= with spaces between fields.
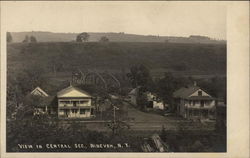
xmin=7 ymin=112 xmax=226 ymax=152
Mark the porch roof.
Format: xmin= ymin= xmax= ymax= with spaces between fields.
xmin=187 ymin=96 xmax=214 ymax=100
xmin=58 ymin=106 xmax=95 ymax=109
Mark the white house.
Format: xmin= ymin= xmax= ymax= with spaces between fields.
xmin=128 ymin=88 xmax=165 ymax=110
xmin=173 ymin=84 xmax=216 ymax=119
xmin=57 ymin=85 xmax=95 ymax=118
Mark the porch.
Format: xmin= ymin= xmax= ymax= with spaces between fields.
xmin=58 ymin=107 xmax=95 ymax=118
xmin=185 ymin=107 xmax=215 ymax=120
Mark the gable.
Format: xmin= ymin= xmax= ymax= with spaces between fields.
xmin=57 ymin=86 xmax=91 ymax=98
xmin=128 ymin=88 xmax=138 ymax=96
xmin=173 ymin=86 xmax=200 ymax=98
xmin=189 ymin=89 xmax=211 ymax=97
xmin=31 ymin=87 xmax=49 ymax=97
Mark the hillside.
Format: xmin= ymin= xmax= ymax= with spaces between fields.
xmin=9 ymin=31 xmax=226 ymax=44
xmin=7 ymin=42 xmax=226 ymax=79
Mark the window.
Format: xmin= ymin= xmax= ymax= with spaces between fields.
xmin=72 ymin=109 xmax=78 ymax=113
xmin=189 ymin=100 xmax=191 ymax=105
xmin=198 ymin=91 xmax=202 ymax=96
xmin=201 ymin=101 xmax=204 ymax=107
xmin=80 ymin=109 xmax=85 ymax=114
xmin=65 ymin=109 xmax=70 ymax=116
xmin=72 ymin=101 xmax=77 ymax=107
xmin=80 ymin=101 xmax=88 ymax=104
xmin=193 ymin=101 xmax=195 ymax=106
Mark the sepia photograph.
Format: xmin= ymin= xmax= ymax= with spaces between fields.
xmin=0 ymin=1 xmax=249 ymax=158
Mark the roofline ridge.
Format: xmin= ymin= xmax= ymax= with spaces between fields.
xmin=57 ymin=85 xmax=91 ymax=97
xmin=31 ymin=86 xmax=49 ymax=97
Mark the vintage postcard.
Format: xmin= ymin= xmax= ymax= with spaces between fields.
xmin=0 ymin=1 xmax=249 ymax=158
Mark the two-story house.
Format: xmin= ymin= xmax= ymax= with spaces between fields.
xmin=173 ymin=84 xmax=216 ymax=120
xmin=57 ymin=85 xmax=95 ymax=118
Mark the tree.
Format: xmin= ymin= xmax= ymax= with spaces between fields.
xmin=30 ymin=36 xmax=37 ymax=43
xmin=13 ymin=65 xmax=46 ymax=95
xmin=155 ymin=72 xmax=178 ymax=112
xmin=127 ymin=64 xmax=153 ymax=90
xmin=99 ymin=36 xmax=109 ymax=42
xmin=76 ymin=32 xmax=90 ymax=42
xmin=127 ymin=64 xmax=154 ymax=110
xmin=48 ymin=56 xmax=63 ymax=77
xmin=136 ymin=89 xmax=148 ymax=110
xmin=22 ymin=35 xmax=29 ymax=43
xmin=7 ymin=32 xmax=13 ymax=43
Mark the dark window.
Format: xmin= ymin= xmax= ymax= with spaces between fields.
xmin=73 ymin=101 xmax=77 ymax=107
xmin=80 ymin=101 xmax=87 ymax=104
xmin=65 ymin=109 xmax=70 ymax=116
xmin=72 ymin=109 xmax=78 ymax=113
xmin=80 ymin=109 xmax=85 ymax=114
xmin=91 ymin=109 xmax=94 ymax=115
xmin=198 ymin=91 xmax=202 ymax=96
xmin=193 ymin=101 xmax=195 ymax=106
xmin=201 ymin=101 xmax=204 ymax=107
xmin=189 ymin=100 xmax=191 ymax=105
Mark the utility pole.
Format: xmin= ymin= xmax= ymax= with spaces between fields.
xmin=113 ymin=105 xmax=119 ymax=123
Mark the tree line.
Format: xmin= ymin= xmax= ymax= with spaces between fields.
xmin=76 ymin=32 xmax=109 ymax=42
xmin=7 ymin=32 xmax=109 ymax=43
xmin=7 ymin=32 xmax=38 ymax=43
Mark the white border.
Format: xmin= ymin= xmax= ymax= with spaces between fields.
xmin=1 ymin=1 xmax=249 ymax=158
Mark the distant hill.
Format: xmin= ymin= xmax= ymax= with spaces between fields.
xmin=7 ymin=42 xmax=226 ymax=79
xmin=9 ymin=31 xmax=226 ymax=44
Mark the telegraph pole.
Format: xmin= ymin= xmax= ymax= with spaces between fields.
xmin=113 ymin=105 xmax=119 ymax=123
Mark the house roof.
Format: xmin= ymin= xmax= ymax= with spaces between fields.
xmin=187 ymin=96 xmax=214 ymax=100
xmin=24 ymin=94 xmax=56 ymax=108
xmin=57 ymin=85 xmax=92 ymax=98
xmin=39 ymin=96 xmax=56 ymax=107
xmin=30 ymin=87 xmax=49 ymax=97
xmin=128 ymin=88 xmax=139 ymax=95
xmin=173 ymin=86 xmax=200 ymax=99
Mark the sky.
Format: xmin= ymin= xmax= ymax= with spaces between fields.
xmin=1 ymin=1 xmax=226 ymax=40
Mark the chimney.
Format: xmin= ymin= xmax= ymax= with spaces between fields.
xmin=194 ymin=81 xmax=197 ymax=86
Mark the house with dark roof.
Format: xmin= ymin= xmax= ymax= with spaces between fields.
xmin=57 ymin=85 xmax=95 ymax=118
xmin=173 ymin=83 xmax=216 ymax=120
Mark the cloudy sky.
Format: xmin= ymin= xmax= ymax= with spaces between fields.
xmin=2 ymin=1 xmax=226 ymax=39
